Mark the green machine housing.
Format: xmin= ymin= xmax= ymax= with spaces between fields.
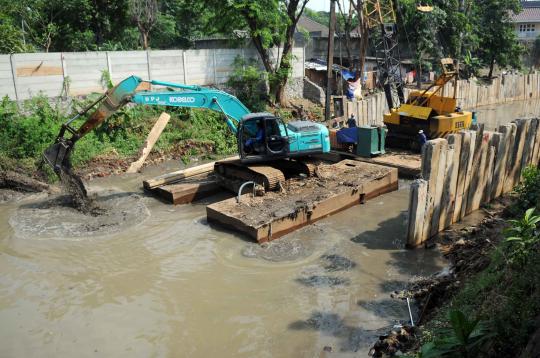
xmin=356 ymin=126 xmax=387 ymax=157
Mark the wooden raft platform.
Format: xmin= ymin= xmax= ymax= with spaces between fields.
xmin=206 ymin=160 xmax=398 ymax=243
xmin=150 ymin=173 xmax=221 ymax=205
xmin=143 ymin=156 xmax=237 ymax=204
xmin=330 ymin=149 xmax=421 ymax=178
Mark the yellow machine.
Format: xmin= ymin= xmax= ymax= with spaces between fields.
xmin=383 ymin=58 xmax=472 ymax=149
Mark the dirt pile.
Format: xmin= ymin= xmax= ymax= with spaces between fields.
xmin=368 ymin=325 xmax=418 ymax=357
xmin=0 ymin=170 xmax=51 ymax=193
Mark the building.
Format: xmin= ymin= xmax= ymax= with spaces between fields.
xmin=512 ymin=1 xmax=540 ymax=43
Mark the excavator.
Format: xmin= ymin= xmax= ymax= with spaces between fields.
xmin=361 ymin=0 xmax=472 ymax=150
xmin=43 ymin=76 xmax=330 ymax=197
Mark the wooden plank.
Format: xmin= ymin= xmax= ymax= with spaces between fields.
xmin=440 ymin=133 xmax=461 ymax=229
xmin=126 ymin=112 xmax=171 ymax=173
xmin=502 ymin=123 xmax=518 ymax=193
xmin=437 ymin=144 xmax=455 ymax=233
xmin=453 ymin=131 xmax=471 ymax=223
xmin=143 ymin=155 xmax=239 ymax=189
xmin=153 ymin=180 xmax=221 ymax=204
xmin=407 ymin=179 xmax=428 ymax=248
xmin=483 ymin=146 xmax=496 ymax=203
xmin=460 ymin=131 xmax=477 ymax=220
xmin=420 ymin=138 xmax=446 ymax=240
xmin=16 ymin=65 xmax=63 ymax=77
xmin=509 ymin=119 xmax=528 ymax=188
xmin=523 ymin=118 xmax=538 ymax=167
xmin=467 ymin=135 xmax=488 ymax=214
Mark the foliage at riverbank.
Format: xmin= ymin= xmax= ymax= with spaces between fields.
xmin=0 ymin=95 xmax=237 ymax=181
xmin=414 ymin=166 xmax=540 ymax=357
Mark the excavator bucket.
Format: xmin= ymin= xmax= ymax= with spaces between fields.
xmin=43 ymin=140 xmax=71 ymax=173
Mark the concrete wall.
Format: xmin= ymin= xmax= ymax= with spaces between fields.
xmin=0 ymin=47 xmax=305 ymax=100
xmin=407 ymin=118 xmax=540 ymax=247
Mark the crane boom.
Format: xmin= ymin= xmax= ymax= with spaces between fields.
xmin=362 ymin=0 xmax=405 ymax=110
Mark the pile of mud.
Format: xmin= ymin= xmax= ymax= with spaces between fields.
xmin=9 ymin=190 xmax=149 ymax=239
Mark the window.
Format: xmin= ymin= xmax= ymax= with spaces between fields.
xmin=519 ymin=23 xmax=536 ymax=32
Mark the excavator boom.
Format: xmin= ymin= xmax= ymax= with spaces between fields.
xmin=43 ymin=76 xmax=250 ymax=174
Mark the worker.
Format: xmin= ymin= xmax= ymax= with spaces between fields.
xmin=245 ymin=121 xmax=265 ymax=153
xmin=418 ymin=129 xmax=427 ymax=151
xmin=347 ymin=114 xmax=357 ymax=128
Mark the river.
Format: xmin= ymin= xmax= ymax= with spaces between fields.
xmin=0 ymin=99 xmax=538 ymax=357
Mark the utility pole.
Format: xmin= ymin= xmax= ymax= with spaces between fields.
xmin=325 ymin=0 xmax=337 ymax=122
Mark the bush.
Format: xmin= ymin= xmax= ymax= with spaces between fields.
xmin=226 ymin=56 xmax=268 ymax=112
xmin=0 ymin=94 xmax=238 ymax=179
xmin=512 ymin=165 xmax=540 ymax=215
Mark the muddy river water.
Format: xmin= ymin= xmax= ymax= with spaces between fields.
xmin=0 ymin=99 xmax=538 ymax=357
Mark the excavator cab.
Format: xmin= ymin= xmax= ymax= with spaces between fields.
xmin=237 ymin=113 xmax=289 ymax=161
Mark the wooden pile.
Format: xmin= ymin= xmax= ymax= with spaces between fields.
xmin=408 ymin=118 xmax=540 ymax=247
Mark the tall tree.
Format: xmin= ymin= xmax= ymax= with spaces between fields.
xmin=475 ymin=0 xmax=523 ymax=77
xmin=129 ymin=0 xmax=158 ymax=49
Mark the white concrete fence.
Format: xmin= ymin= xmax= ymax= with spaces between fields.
xmin=407 ymin=118 xmax=540 ymax=247
xmin=0 ymin=47 xmax=305 ymax=101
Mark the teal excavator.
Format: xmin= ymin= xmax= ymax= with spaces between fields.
xmin=43 ymin=76 xmax=330 ymax=194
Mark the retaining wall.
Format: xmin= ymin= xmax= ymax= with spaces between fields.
xmin=0 ymin=47 xmax=305 ymax=101
xmin=407 ymin=118 xmax=540 ymax=247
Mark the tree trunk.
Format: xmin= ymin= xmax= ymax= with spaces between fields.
xmin=142 ymin=32 xmax=149 ymax=49
xmin=488 ymin=56 xmax=495 ymax=78
xmin=274 ymin=31 xmax=294 ymax=106
xmin=417 ymin=58 xmax=422 ymax=89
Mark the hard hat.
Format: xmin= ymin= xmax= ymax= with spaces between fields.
xmin=418 ymin=130 xmax=424 ymax=134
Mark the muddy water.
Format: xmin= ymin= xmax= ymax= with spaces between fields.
xmin=473 ymin=99 xmax=540 ymax=129
xmin=1 ymin=99 xmax=538 ymax=357
xmin=0 ymin=170 xmax=444 ymax=357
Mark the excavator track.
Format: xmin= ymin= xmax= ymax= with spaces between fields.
xmin=214 ymin=160 xmax=286 ymax=192
xmin=214 ymin=158 xmax=320 ymax=193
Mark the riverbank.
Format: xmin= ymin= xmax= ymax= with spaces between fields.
xmin=370 ymin=167 xmax=540 ymax=357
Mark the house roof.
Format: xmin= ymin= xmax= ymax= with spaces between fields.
xmin=512 ymin=1 xmax=540 ymax=23
xmin=297 ymin=15 xmax=329 ymax=36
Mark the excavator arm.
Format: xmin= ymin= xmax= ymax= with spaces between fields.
xmin=43 ymin=75 xmax=250 ymax=174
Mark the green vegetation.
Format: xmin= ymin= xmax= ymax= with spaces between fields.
xmin=413 ymin=166 xmax=540 ymax=356
xmin=0 ymin=94 xmax=237 ymax=179
xmin=226 ymin=56 xmax=268 ymax=112
xmin=418 ymin=310 xmax=493 ymax=357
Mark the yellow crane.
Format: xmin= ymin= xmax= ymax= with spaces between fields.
xmin=361 ymin=0 xmax=472 ymax=150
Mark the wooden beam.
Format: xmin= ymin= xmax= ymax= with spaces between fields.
xmin=126 ymin=112 xmax=171 ymax=174
xmin=143 ymin=156 xmax=239 ymax=189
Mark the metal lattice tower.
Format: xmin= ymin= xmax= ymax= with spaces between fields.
xmin=362 ymin=0 xmax=405 ymax=110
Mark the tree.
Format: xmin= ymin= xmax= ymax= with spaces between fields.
xmin=206 ymin=0 xmax=309 ymax=106
xmin=400 ymin=0 xmax=446 ymax=87
xmin=533 ymin=36 xmax=540 ymax=68
xmin=475 ymin=0 xmax=523 ymax=78
xmin=129 ymin=0 xmax=158 ymax=49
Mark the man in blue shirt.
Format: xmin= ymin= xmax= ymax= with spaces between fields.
xmin=245 ymin=121 xmax=265 ymax=153
xmin=347 ymin=114 xmax=357 ymax=128
xmin=418 ymin=129 xmax=427 ymax=151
